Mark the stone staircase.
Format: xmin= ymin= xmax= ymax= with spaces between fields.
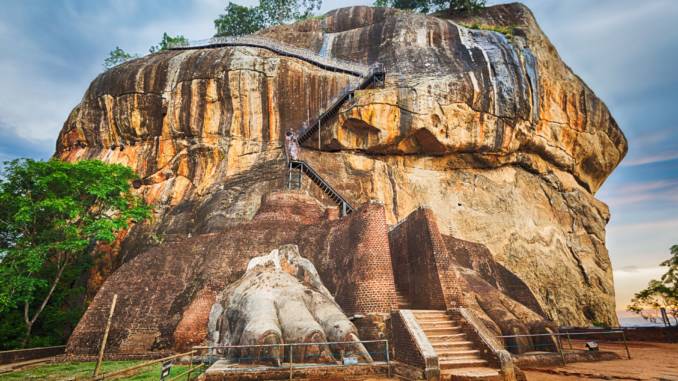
xmin=395 ymin=290 xmax=411 ymax=310
xmin=411 ymin=310 xmax=501 ymax=380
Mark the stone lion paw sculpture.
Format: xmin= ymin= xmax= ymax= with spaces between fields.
xmin=207 ymin=244 xmax=372 ymax=365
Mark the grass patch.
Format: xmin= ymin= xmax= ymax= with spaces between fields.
xmin=463 ymin=23 xmax=515 ymax=40
xmin=0 ymin=360 xmax=202 ymax=380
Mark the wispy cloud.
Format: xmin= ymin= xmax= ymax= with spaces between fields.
xmin=601 ymin=179 xmax=678 ymax=205
xmin=613 ymin=265 xmax=665 ymax=309
xmin=622 ymin=151 xmax=678 ymax=166
xmin=607 ymin=218 xmax=678 ymax=234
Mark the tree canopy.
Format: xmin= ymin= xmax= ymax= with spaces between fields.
xmin=0 ymin=159 xmax=150 ymax=347
xmin=628 ymin=245 xmax=678 ymax=326
xmin=215 ymin=2 xmax=266 ymax=37
xmin=214 ymin=0 xmax=322 ymax=37
xmin=149 ymin=32 xmax=188 ymax=53
xmin=103 ymin=46 xmax=137 ymax=70
xmin=373 ymin=0 xmax=485 ymax=14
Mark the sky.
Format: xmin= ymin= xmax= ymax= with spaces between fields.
xmin=0 ymin=1 xmax=676 ymax=320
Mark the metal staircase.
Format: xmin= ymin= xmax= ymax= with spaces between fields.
xmin=172 ymin=34 xmax=386 ymax=219
xmin=288 ymin=160 xmax=353 ymax=216
xmin=297 ymin=64 xmax=385 ymax=145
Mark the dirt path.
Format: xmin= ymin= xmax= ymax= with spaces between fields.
xmin=524 ymin=341 xmax=678 ymax=380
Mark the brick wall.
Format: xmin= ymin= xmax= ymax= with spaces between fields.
xmin=327 ymin=202 xmax=399 ymax=315
xmin=388 ymin=208 xmax=461 ymax=310
xmin=390 ymin=312 xmax=426 ymax=368
xmin=67 ymin=192 xmax=399 ymax=355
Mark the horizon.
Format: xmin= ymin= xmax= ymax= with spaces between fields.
xmin=0 ymin=0 xmax=676 ymax=324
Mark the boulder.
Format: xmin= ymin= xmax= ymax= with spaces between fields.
xmin=56 ymin=3 xmax=625 ymax=328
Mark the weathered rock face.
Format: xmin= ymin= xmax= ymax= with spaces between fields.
xmin=57 ymin=3 xmax=626 ymax=327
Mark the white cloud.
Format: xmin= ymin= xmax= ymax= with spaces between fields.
xmin=613 ymin=265 xmax=665 ymax=308
xmin=622 ymin=151 xmax=678 ymax=167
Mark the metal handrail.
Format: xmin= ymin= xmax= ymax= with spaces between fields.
xmin=0 ymin=345 xmax=65 ymax=355
xmin=196 ymin=339 xmax=387 ymax=350
xmin=195 ymin=339 xmax=391 ymax=378
xmin=289 ymin=160 xmax=354 ymax=215
xmin=496 ymin=330 xmax=624 ymax=339
xmin=496 ymin=329 xmax=632 ymax=362
xmin=168 ymin=35 xmax=370 ymax=77
xmin=297 ymin=65 xmax=385 ymax=144
xmin=456 ymin=307 xmax=517 ymax=381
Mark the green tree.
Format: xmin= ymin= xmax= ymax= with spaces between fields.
xmin=374 ymin=0 xmax=485 ymax=14
xmin=214 ymin=0 xmax=322 ymax=37
xmin=0 ymin=159 xmax=150 ymax=346
xmin=215 ymin=2 xmax=266 ymax=37
xmin=627 ymin=245 xmax=678 ymax=326
xmin=103 ymin=46 xmax=138 ymax=70
xmin=149 ymin=32 xmax=189 ymax=53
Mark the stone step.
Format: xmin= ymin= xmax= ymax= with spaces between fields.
xmin=439 ymin=358 xmax=488 ymax=370
xmin=436 ymin=349 xmax=480 ymax=357
xmin=413 ymin=314 xmax=449 ymax=320
xmin=431 ymin=341 xmax=475 ymax=350
xmin=440 ymin=356 xmax=484 ymax=363
xmin=441 ymin=367 xmax=501 ymax=381
xmin=422 ymin=327 xmax=462 ymax=335
xmin=427 ymin=333 xmax=467 ymax=342
xmin=411 ymin=309 xmax=448 ymax=314
xmin=419 ymin=322 xmax=462 ymax=330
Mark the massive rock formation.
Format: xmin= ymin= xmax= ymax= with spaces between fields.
xmin=57 ymin=2 xmax=626 ymax=338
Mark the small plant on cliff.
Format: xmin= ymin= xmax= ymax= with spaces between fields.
xmin=214 ymin=0 xmax=322 ymax=37
xmin=627 ymin=245 xmax=678 ymax=326
xmin=103 ymin=46 xmax=138 ymax=70
xmin=0 ymin=159 xmax=150 ymax=347
xmin=374 ymin=0 xmax=485 ymax=14
xmin=149 ymin=33 xmax=189 ymax=53
xmin=463 ymin=23 xmax=515 ymax=40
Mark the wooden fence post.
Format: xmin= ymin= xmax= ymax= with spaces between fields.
xmin=94 ymin=294 xmax=118 ymax=377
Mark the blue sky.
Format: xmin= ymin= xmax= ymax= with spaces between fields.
xmin=0 ymin=0 xmax=676 ymax=312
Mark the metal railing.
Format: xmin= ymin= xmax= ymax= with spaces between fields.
xmin=288 ymin=160 xmax=354 ymax=215
xmin=0 ymin=345 xmax=65 ymax=366
xmin=296 ymin=63 xmax=385 ymax=145
xmin=194 ymin=339 xmax=391 ymax=378
xmin=456 ymin=308 xmax=517 ymax=381
xmin=168 ymin=35 xmax=370 ymax=77
xmin=89 ymin=350 xmax=202 ymax=381
xmin=496 ymin=330 xmax=631 ymax=365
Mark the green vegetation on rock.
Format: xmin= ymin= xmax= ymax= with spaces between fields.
xmin=149 ymin=33 xmax=188 ymax=53
xmin=374 ymin=0 xmax=485 ymax=14
xmin=0 ymin=159 xmax=150 ymax=348
xmin=214 ymin=0 xmax=322 ymax=37
xmin=103 ymin=46 xmax=138 ymax=70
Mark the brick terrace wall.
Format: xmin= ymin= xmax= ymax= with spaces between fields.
xmin=390 ymin=312 xmax=426 ymax=368
xmin=327 ymin=202 xmax=399 ymax=315
xmin=67 ymin=193 xmax=399 ymax=355
xmin=388 ymin=208 xmax=468 ymax=310
xmin=0 ymin=346 xmax=65 ymax=365
xmin=67 ymin=192 xmax=335 ymax=355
